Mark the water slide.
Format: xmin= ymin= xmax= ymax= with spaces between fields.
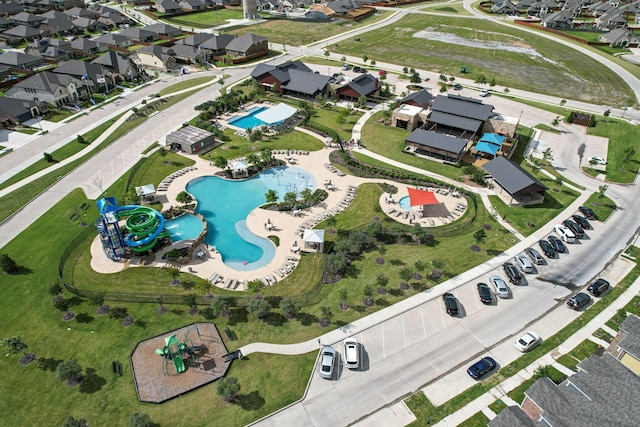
xmin=118 ymin=205 xmax=166 ymax=252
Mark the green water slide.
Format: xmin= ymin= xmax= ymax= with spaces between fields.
xmin=120 ymin=205 xmax=166 ymax=253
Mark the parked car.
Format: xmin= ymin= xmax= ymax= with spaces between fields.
xmin=538 ymin=239 xmax=557 ymax=258
xmin=353 ymin=66 xmax=362 ymax=73
xmin=467 ymin=356 xmax=497 ymax=379
xmin=514 ymin=331 xmax=541 ymax=352
xmin=548 ymin=235 xmax=567 ymax=253
xmin=453 ymin=83 xmax=462 ymax=90
xmin=578 ymin=205 xmax=596 ymax=219
xmin=563 ymin=219 xmax=584 ymax=238
xmin=442 ymin=292 xmax=459 ymax=316
xmin=489 ymin=275 xmax=510 ymax=298
xmin=572 ymin=214 xmax=591 ymax=230
xmin=342 ymin=63 xmax=351 ymax=70
xmin=567 ymin=292 xmax=591 ymax=310
xmin=588 ymin=156 xmax=607 ymax=165
xmin=319 ymin=346 xmax=336 ymax=379
xmin=554 ymin=224 xmax=576 ymax=243
xmin=587 ymin=278 xmax=610 ymax=297
xmin=525 ymin=247 xmax=545 ymax=265
xmin=503 ymin=262 xmax=522 ymax=284
xmin=343 ymin=338 xmax=360 ymax=370
xmin=479 ymin=89 xmax=490 ymax=97
xmin=477 ymin=283 xmax=492 ymax=304
xmin=514 ymin=254 xmax=534 ymax=273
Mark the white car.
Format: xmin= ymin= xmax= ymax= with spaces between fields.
xmin=515 ymin=331 xmax=541 ymax=352
xmin=489 ymin=275 xmax=509 ymax=298
xmin=319 ymin=346 xmax=336 ymax=379
xmin=554 ymin=224 xmax=576 ymax=243
xmin=479 ymin=89 xmax=490 ymax=97
xmin=588 ymin=156 xmax=607 ymax=165
xmin=343 ymin=338 xmax=360 ymax=370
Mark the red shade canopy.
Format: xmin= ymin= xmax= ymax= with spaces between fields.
xmin=407 ymin=188 xmax=439 ymax=207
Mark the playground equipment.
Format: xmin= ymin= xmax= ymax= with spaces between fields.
xmin=155 ymin=334 xmax=187 ymax=375
xmin=95 ymin=197 xmax=167 ymax=260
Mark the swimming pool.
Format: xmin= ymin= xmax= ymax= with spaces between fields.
xmin=186 ymin=166 xmax=317 ymax=270
xmin=227 ymin=106 xmax=269 ymax=130
xmin=399 ymin=196 xmax=412 ymax=211
xmin=165 ymin=213 xmax=204 ymax=242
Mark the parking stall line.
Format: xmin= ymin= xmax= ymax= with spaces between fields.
xmin=401 ymin=314 xmax=407 ymax=349
xmin=381 ymin=323 xmax=385 ymax=359
xmin=421 ymin=305 xmax=427 ymax=339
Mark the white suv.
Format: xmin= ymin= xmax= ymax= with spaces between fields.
xmin=343 ymin=338 xmax=360 ymax=370
xmin=554 ymin=224 xmax=576 ymax=243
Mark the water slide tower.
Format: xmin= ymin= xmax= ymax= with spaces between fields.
xmin=243 ymin=0 xmax=257 ymax=19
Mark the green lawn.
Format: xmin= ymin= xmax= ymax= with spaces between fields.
xmin=488 ymin=399 xmax=507 ymax=414
xmin=458 ymin=412 xmax=490 ymax=427
xmin=225 ymin=11 xmax=392 ymax=46
xmin=333 ymin=14 xmax=633 ymax=105
xmin=163 ymin=9 xmax=245 ymax=28
xmin=506 ymin=366 xmax=566 ymax=404
xmin=556 ymin=339 xmax=600 ymax=371
xmin=582 ymin=193 xmax=617 ymax=222
xmin=587 ymin=117 xmax=640 ymax=183
xmin=159 ymin=76 xmax=217 ymax=96
xmin=308 ymin=104 xmax=362 ymax=142
xmin=606 ymin=294 xmax=640 ymax=331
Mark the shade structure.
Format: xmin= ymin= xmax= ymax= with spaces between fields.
xmin=255 ymin=103 xmax=297 ymax=126
xmin=474 ymin=141 xmax=500 ymax=156
xmin=229 ymin=159 xmax=247 ymax=171
xmin=479 ymin=132 xmax=505 ymax=146
xmin=407 ymin=187 xmax=439 ymax=207
xmin=135 ymin=183 xmax=156 ymax=197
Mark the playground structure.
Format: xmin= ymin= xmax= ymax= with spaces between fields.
xmin=131 ymin=323 xmax=233 ymax=403
xmin=95 ymin=197 xmax=167 ymax=260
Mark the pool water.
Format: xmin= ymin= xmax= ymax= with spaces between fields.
xmin=165 ymin=213 xmax=204 ymax=242
xmin=399 ymin=196 xmax=412 ymax=211
xmin=186 ymin=166 xmax=317 ymax=270
xmin=227 ymin=106 xmax=269 ymax=130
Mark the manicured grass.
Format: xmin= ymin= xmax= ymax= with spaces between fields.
xmin=458 ymin=411 xmax=490 ymax=427
xmin=534 ymin=123 xmax=562 ymax=133
xmin=488 ymin=399 xmax=507 ymax=414
xmin=159 ymin=76 xmax=217 ymax=96
xmin=308 ymin=104 xmax=362 ymax=142
xmin=540 ymin=165 xmax=586 ymax=191
xmin=406 ymin=259 xmax=640 ymax=426
xmin=163 ymin=9 xmax=245 ymax=28
xmin=359 ymin=111 xmax=466 ymax=181
xmin=427 ymin=4 xmax=471 ymax=15
xmin=605 ymin=294 xmax=640 ymax=331
xmin=507 ymin=366 xmax=566 ymax=404
xmin=488 ymin=176 xmax=580 ymax=236
xmin=333 ymin=14 xmax=633 ymax=104
xmin=557 ymin=339 xmax=600 ymax=371
xmin=587 ymin=117 xmax=640 ymax=183
xmin=225 ymin=11 xmax=392 ymax=46
xmin=46 ymin=109 xmax=78 ymax=122
xmin=593 ymin=327 xmax=614 ymax=343
xmin=582 ymin=193 xmax=617 ymax=222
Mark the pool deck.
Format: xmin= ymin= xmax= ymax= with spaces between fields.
xmin=90 ymin=140 xmax=466 ymax=290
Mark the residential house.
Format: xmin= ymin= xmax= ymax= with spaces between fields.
xmin=610 ymin=314 xmax=640 ymax=375
xmin=224 ymin=33 xmax=268 ymax=58
xmin=0 ymin=97 xmax=43 ymax=128
xmin=490 ymin=352 xmax=640 ymax=426
xmin=0 ymin=17 xmax=18 ymax=31
xmin=0 ymin=51 xmax=44 ymax=69
xmin=599 ymin=27 xmax=639 ymax=47
xmin=135 ymin=45 xmax=177 ymax=71
xmin=63 ymin=6 xmax=99 ymax=20
xmin=1 ymin=25 xmax=43 ymax=43
xmin=527 ymin=0 xmax=559 ymax=17
xmin=39 ymin=10 xmax=77 ymax=36
xmin=5 ymin=71 xmax=82 ymax=107
xmin=93 ymin=33 xmax=134 ymax=49
xmin=587 ymin=0 xmax=617 ymax=17
xmin=426 ymin=94 xmax=494 ymax=139
xmin=541 ymin=9 xmax=574 ymax=28
xmin=53 ymin=59 xmax=104 ymax=96
xmin=10 ymin=12 xmax=46 ymax=28
xmin=97 ymin=11 xmax=131 ymax=29
xmin=143 ymin=23 xmax=183 ymax=38
xmin=25 ymin=38 xmax=74 ymax=61
xmin=118 ymin=27 xmax=159 ymax=43
xmin=404 ymin=129 xmax=468 ymax=163
xmin=179 ymin=0 xmax=207 ymax=10
xmin=169 ymin=44 xmax=204 ymax=64
xmin=202 ymin=34 xmax=235 ymax=56
xmin=595 ymin=11 xmax=627 ymax=30
xmin=491 ymin=0 xmax=520 ymax=14
xmin=155 ymin=0 xmax=182 ymax=13
xmin=482 ymin=156 xmax=547 ymax=205
xmin=72 ymin=17 xmax=108 ymax=33
xmin=0 ymin=2 xmax=23 ymax=16
xmin=70 ymin=38 xmax=104 ymax=55
xmin=177 ymin=32 xmax=216 ymax=47
xmin=92 ymin=50 xmax=139 ymax=80
xmin=335 ymin=73 xmax=380 ymax=101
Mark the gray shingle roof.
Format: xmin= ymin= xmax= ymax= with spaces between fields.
xmin=118 ymin=27 xmax=157 ymax=41
xmin=3 ymin=24 xmax=42 ymax=38
xmin=10 ymin=70 xmax=74 ymax=92
xmin=431 ymin=94 xmax=494 ymax=121
xmin=202 ymin=34 xmax=234 ymax=51
xmin=250 ymin=60 xmax=312 ymax=83
xmin=177 ymin=32 xmax=215 ymax=47
xmin=489 ymin=405 xmax=539 ymax=427
xmin=91 ymin=51 xmax=134 ymax=75
xmin=343 ymin=73 xmax=379 ymax=96
xmin=225 ymin=33 xmax=267 ymax=54
xmin=71 ymin=38 xmax=99 ymax=51
xmin=400 ymin=89 xmax=432 ymax=108
xmin=53 ymin=60 xmax=103 ymax=83
xmin=282 ymin=69 xmax=330 ymax=95
xmin=0 ymin=51 xmax=43 ymax=66
xmin=93 ymin=33 xmax=130 ymax=47
xmin=144 ymin=23 xmax=182 ymax=36
xmin=482 ymin=155 xmax=547 ymax=196
xmin=619 ymin=314 xmax=640 ymax=360
xmin=405 ymin=129 xmax=468 ymax=155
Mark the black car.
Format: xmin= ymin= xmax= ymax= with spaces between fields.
xmin=567 ymin=292 xmax=591 ymax=310
xmin=453 ymin=83 xmax=463 ymax=90
xmin=578 ymin=206 xmax=597 ymax=220
xmin=587 ymin=278 xmax=610 ymax=297
xmin=548 ymin=235 xmax=567 ymax=253
xmin=538 ymin=239 xmax=557 ymax=258
xmin=503 ymin=262 xmax=522 ymax=284
xmin=467 ymin=357 xmax=497 ymax=380
xmin=563 ymin=219 xmax=584 ymax=238
xmin=572 ymin=214 xmax=591 ymax=230
xmin=353 ymin=66 xmax=362 ymax=73
xmin=477 ymin=283 xmax=492 ymax=304
xmin=442 ymin=293 xmax=459 ymax=316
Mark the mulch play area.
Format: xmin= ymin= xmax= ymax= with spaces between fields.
xmin=131 ymin=323 xmax=231 ymax=403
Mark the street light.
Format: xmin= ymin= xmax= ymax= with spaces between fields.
xmin=622 ymin=106 xmax=628 ymax=118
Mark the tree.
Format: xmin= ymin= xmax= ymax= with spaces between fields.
xmin=265 ymin=189 xmax=278 ymax=204
xmin=211 ymin=295 xmax=232 ymax=318
xmin=129 ymin=412 xmax=154 ymax=427
xmin=247 ymin=279 xmax=265 ymax=294
xmin=212 ymin=155 xmax=228 ymax=170
xmin=489 ymin=77 xmax=496 ymax=87
xmin=399 ymin=268 xmax=413 ymax=281
xmin=176 ymin=191 xmax=193 ymax=205
xmin=410 ymin=72 xmax=421 ymax=83
xmin=280 ymin=297 xmax=300 ymax=318
xmin=63 ymin=415 xmax=88 ymax=427
xmin=182 ymin=293 xmax=197 ymax=309
xmin=324 ymin=49 xmax=330 ymax=57
xmin=376 ymin=273 xmax=388 ymax=287
xmin=300 ymin=188 xmax=313 ymax=205
xmin=370 ymin=59 xmax=376 ymax=67
xmin=473 ymin=229 xmax=486 ymax=244
xmin=357 ymin=95 xmax=367 ymax=108
xmin=598 ymin=184 xmax=608 ymax=198
xmin=88 ymin=292 xmax=105 ymax=306
xmin=555 ymin=176 xmax=563 ymax=188
xmin=2 ymin=336 xmax=28 ymax=359
xmin=44 ymin=152 xmax=54 ymax=162
xmin=0 ymin=253 xmax=19 ymax=274
xmin=325 ymin=253 xmax=348 ymax=276
xmin=341 ymin=56 xmax=346 ymax=62
xmin=622 ymin=147 xmax=636 ymax=169
xmin=320 ymin=306 xmax=333 ymax=323
xmin=283 ymin=191 xmax=298 ymax=206
xmin=49 ymin=282 xmax=63 ymax=295
xmin=217 ymin=376 xmax=240 ymax=402
xmin=54 ymin=297 xmax=70 ymax=312
xmin=362 ymin=54 xmax=368 ymax=63
xmin=76 ymin=134 xmax=85 ymax=144
xmin=603 ymin=109 xmax=611 ymax=117
xmin=248 ymin=296 xmax=269 ymax=320
xmin=56 ymin=359 xmax=82 ymax=384
xmin=543 ymin=148 xmax=554 ymax=163
xmin=410 ymin=224 xmax=428 ymax=244
xmin=431 ymin=259 xmax=445 ymax=269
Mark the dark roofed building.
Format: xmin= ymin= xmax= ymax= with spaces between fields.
xmin=482 ymin=156 xmax=546 ymax=205
xmin=5 ymin=71 xmax=81 ymax=107
xmin=613 ymin=314 xmax=640 ymax=375
xmin=427 ymin=94 xmax=494 ymax=138
xmin=251 ymin=60 xmax=313 ymax=92
xmin=336 ymin=73 xmax=380 ymax=101
xmin=0 ymin=51 xmax=44 ymax=69
xmin=1 ymin=24 xmax=42 ymax=42
xmin=405 ymin=128 xmax=468 ymax=163
xmin=202 ymin=34 xmax=235 ymax=55
xmin=118 ymin=27 xmax=159 ymax=43
xmin=281 ymin=68 xmax=331 ymax=98
xmin=135 ymin=45 xmax=176 ymax=71
xmin=25 ymin=38 xmax=73 ymax=61
xmin=488 ymin=406 xmax=538 ymax=427
xmin=144 ymin=23 xmax=182 ymax=38
xmin=0 ymin=97 xmax=42 ymax=128
xmin=225 ymin=33 xmax=268 ymax=58
xmin=399 ymin=89 xmax=433 ymax=109
xmin=165 ymin=125 xmax=219 ymax=154
xmin=70 ymin=38 xmax=102 ymax=55
xmin=92 ymin=51 xmax=139 ymax=79
xmin=177 ymin=32 xmax=215 ymax=47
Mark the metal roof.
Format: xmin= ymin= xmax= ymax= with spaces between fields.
xmin=166 ymin=125 xmax=214 ymax=147
xmin=431 ymin=94 xmax=493 ymax=121
xmin=428 ymin=110 xmax=483 ymax=132
xmin=482 ymin=156 xmax=547 ymax=196
xmin=282 ymin=69 xmax=330 ymax=95
xmin=405 ymin=129 xmax=467 ymax=154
